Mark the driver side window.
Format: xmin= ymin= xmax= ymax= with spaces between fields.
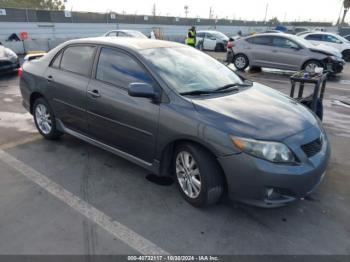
xmin=272 ymin=37 xmax=299 ymax=49
xmin=324 ymin=35 xmax=342 ymax=44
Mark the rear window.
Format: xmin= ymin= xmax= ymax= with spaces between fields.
xmin=247 ymin=36 xmax=272 ymax=45
xmin=60 ymin=45 xmax=96 ymax=77
xmin=305 ymin=34 xmax=323 ymax=41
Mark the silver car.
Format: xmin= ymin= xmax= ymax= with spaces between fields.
xmin=103 ymin=30 xmax=147 ymax=39
xmin=227 ymin=33 xmax=345 ymax=74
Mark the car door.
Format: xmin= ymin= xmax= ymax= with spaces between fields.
xmin=45 ymin=45 xmax=96 ymax=134
xmin=246 ymin=35 xmax=275 ymax=67
xmin=86 ymin=47 xmax=160 ymax=163
xmin=269 ymin=36 xmax=306 ymax=70
xmin=203 ymin=33 xmax=217 ymax=50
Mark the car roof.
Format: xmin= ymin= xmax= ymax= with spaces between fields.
xmin=62 ymin=37 xmax=183 ymax=50
xmin=106 ymin=29 xmax=138 ymax=33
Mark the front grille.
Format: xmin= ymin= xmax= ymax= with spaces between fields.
xmin=301 ymin=137 xmax=323 ymax=158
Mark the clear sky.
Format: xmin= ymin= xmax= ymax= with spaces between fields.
xmin=65 ymin=0 xmax=345 ymax=23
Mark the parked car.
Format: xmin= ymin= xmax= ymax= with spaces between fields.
xmin=103 ymin=30 xmax=147 ymax=39
xmin=196 ymin=30 xmax=229 ymax=51
xmin=0 ymin=44 xmax=20 ymax=73
xmin=300 ymin=32 xmax=350 ymax=61
xmin=23 ymin=51 xmax=46 ymax=62
xmin=227 ymin=33 xmax=344 ymax=74
xmin=19 ymin=37 xmax=330 ymax=208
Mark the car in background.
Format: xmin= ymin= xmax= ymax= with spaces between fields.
xmin=24 ymin=51 xmax=46 ymax=62
xmin=343 ymin=34 xmax=350 ymax=42
xmin=227 ymin=33 xmax=344 ymax=74
xmin=196 ymin=30 xmax=229 ymax=52
xmin=0 ymin=44 xmax=20 ymax=73
xmin=300 ymin=32 xmax=350 ymax=61
xmin=19 ymin=37 xmax=330 ymax=208
xmin=103 ymin=30 xmax=147 ymax=39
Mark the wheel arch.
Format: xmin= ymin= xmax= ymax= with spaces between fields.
xmin=29 ymin=92 xmax=45 ymax=114
xmin=158 ymin=138 xmax=227 ymax=181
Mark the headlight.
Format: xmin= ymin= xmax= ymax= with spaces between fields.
xmin=231 ymin=136 xmax=295 ymax=163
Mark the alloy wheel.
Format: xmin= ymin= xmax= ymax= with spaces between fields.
xmin=35 ymin=104 xmax=52 ymax=135
xmin=235 ymin=56 xmax=247 ymax=69
xmin=176 ymin=151 xmax=201 ymax=199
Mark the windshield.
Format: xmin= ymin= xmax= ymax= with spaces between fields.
xmin=211 ymin=32 xmax=229 ymax=40
xmin=141 ymin=47 xmax=243 ymax=94
xmin=127 ymin=31 xmax=147 ymax=38
xmin=337 ymin=34 xmax=350 ymax=43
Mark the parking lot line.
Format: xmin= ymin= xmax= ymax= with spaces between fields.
xmin=0 ymin=134 xmax=42 ymax=150
xmin=0 ymin=149 xmax=170 ymax=256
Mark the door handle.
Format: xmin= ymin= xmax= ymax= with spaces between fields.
xmin=88 ymin=89 xmax=101 ymax=98
xmin=272 ymin=50 xmax=278 ymax=53
xmin=47 ymin=75 xmax=53 ymax=82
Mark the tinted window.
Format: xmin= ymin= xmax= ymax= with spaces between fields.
xmin=197 ymin=32 xmax=205 ymax=38
xmin=247 ymin=36 xmax=272 ymax=45
xmin=96 ymin=48 xmax=152 ymax=87
xmin=272 ymin=37 xmax=299 ymax=48
xmin=107 ymin=32 xmax=117 ymax=36
xmin=305 ymin=34 xmax=323 ymax=41
xmin=51 ymin=51 xmax=62 ymax=68
xmin=324 ymin=35 xmax=342 ymax=43
xmin=60 ymin=45 xmax=96 ymax=76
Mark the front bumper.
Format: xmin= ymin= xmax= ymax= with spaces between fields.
xmin=0 ymin=58 xmax=20 ymax=72
xmin=218 ymin=126 xmax=331 ymax=208
xmin=326 ymin=58 xmax=345 ymax=74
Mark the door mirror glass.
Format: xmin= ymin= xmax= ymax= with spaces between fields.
xmin=128 ymin=83 xmax=158 ymax=99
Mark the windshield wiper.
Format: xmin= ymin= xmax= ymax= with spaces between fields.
xmin=179 ymin=90 xmax=214 ymax=96
xmin=214 ymin=82 xmax=253 ymax=92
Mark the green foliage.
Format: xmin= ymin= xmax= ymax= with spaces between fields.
xmin=0 ymin=0 xmax=65 ymax=10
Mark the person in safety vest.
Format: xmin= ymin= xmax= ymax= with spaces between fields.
xmin=186 ymin=26 xmax=196 ymax=47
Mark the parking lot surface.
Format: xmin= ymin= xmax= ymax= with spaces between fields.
xmin=0 ymin=57 xmax=349 ymax=255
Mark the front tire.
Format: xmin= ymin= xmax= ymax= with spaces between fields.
xmin=33 ymin=98 xmax=63 ymax=140
xmin=233 ymin=54 xmax=249 ymax=71
xmin=303 ymin=60 xmax=323 ymax=73
xmin=173 ymin=143 xmax=224 ymax=207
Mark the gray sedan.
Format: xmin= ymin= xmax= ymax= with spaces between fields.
xmin=19 ymin=38 xmax=330 ymax=208
xmin=227 ymin=33 xmax=344 ymax=74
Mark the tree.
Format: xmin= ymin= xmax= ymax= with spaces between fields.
xmin=268 ymin=17 xmax=280 ymax=25
xmin=341 ymin=0 xmax=350 ymax=25
xmin=0 ymin=0 xmax=65 ymax=10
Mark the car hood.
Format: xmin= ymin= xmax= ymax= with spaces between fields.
xmin=191 ymin=83 xmax=318 ymax=141
xmin=309 ymin=44 xmax=341 ymax=57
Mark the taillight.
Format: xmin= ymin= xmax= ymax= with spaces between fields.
xmin=18 ymin=67 xmax=23 ymax=77
xmin=227 ymin=41 xmax=234 ymax=49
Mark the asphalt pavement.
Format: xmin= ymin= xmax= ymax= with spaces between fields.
xmin=0 ymin=58 xmax=349 ymax=255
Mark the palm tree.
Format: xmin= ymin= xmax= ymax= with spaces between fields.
xmin=341 ymin=0 xmax=350 ymax=25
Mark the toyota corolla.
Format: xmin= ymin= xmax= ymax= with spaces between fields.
xmin=19 ymin=38 xmax=330 ymax=208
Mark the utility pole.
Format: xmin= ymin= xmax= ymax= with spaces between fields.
xmin=184 ymin=5 xmax=189 ymax=18
xmin=209 ymin=6 xmax=213 ymax=19
xmin=152 ymin=3 xmax=156 ymax=17
xmin=263 ymin=3 xmax=269 ymax=23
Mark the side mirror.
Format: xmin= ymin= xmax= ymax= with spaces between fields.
xmin=128 ymin=83 xmax=159 ymax=100
xmin=229 ymin=37 xmax=234 ymax=41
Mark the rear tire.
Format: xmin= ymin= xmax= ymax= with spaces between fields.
xmin=33 ymin=98 xmax=63 ymax=140
xmin=342 ymin=49 xmax=350 ymax=62
xmin=173 ymin=143 xmax=224 ymax=207
xmin=233 ymin=54 xmax=249 ymax=71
